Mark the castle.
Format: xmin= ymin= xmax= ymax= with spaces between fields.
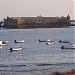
xmin=4 ymin=15 xmax=70 ymax=28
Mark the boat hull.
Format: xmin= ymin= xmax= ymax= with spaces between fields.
xmin=38 ymin=39 xmax=54 ymax=43
xmin=9 ymin=47 xmax=23 ymax=52
xmin=61 ymin=45 xmax=75 ymax=49
xmin=59 ymin=40 xmax=71 ymax=43
xmin=14 ymin=40 xmax=24 ymax=43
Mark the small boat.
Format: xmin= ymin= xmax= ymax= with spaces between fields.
xmin=38 ymin=39 xmax=54 ymax=42
xmin=58 ymin=40 xmax=71 ymax=43
xmin=46 ymin=41 xmax=54 ymax=45
xmin=38 ymin=39 xmax=47 ymax=42
xmin=61 ymin=45 xmax=75 ymax=49
xmin=14 ymin=40 xmax=24 ymax=43
xmin=9 ymin=47 xmax=23 ymax=52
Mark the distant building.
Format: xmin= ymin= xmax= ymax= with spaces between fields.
xmin=4 ymin=16 xmax=18 ymax=28
xmin=4 ymin=15 xmax=70 ymax=28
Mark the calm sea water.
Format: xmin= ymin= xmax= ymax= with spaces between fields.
xmin=0 ymin=27 xmax=75 ymax=75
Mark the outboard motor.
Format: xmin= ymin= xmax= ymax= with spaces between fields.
xmin=9 ymin=47 xmax=13 ymax=52
xmin=38 ymin=39 xmax=40 ymax=42
xmin=61 ymin=46 xmax=64 ymax=49
xmin=59 ymin=40 xmax=61 ymax=42
xmin=14 ymin=40 xmax=16 ymax=43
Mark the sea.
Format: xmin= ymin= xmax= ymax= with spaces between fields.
xmin=0 ymin=27 xmax=75 ymax=75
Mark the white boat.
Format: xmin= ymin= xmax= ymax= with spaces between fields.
xmin=38 ymin=39 xmax=54 ymax=42
xmin=9 ymin=47 xmax=23 ymax=52
xmin=61 ymin=45 xmax=75 ymax=49
xmin=46 ymin=41 xmax=54 ymax=45
xmin=58 ymin=40 xmax=71 ymax=43
xmin=14 ymin=40 xmax=24 ymax=43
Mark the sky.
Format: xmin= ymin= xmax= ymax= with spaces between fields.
xmin=0 ymin=0 xmax=74 ymax=21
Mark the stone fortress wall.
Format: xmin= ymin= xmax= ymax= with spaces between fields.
xmin=4 ymin=15 xmax=70 ymax=28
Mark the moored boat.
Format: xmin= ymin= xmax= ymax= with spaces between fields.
xmin=59 ymin=40 xmax=71 ymax=43
xmin=38 ymin=39 xmax=47 ymax=42
xmin=9 ymin=47 xmax=23 ymax=52
xmin=38 ymin=39 xmax=54 ymax=42
xmin=61 ymin=45 xmax=75 ymax=49
xmin=14 ymin=40 xmax=24 ymax=43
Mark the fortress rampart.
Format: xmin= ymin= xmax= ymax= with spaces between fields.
xmin=4 ymin=15 xmax=70 ymax=28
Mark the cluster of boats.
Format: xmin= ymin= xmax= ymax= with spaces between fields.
xmin=38 ymin=39 xmax=75 ymax=49
xmin=0 ymin=40 xmax=24 ymax=52
xmin=0 ymin=39 xmax=75 ymax=52
xmin=59 ymin=40 xmax=75 ymax=49
xmin=61 ymin=44 xmax=75 ymax=49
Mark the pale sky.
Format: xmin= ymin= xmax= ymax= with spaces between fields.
xmin=0 ymin=0 xmax=74 ymax=21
